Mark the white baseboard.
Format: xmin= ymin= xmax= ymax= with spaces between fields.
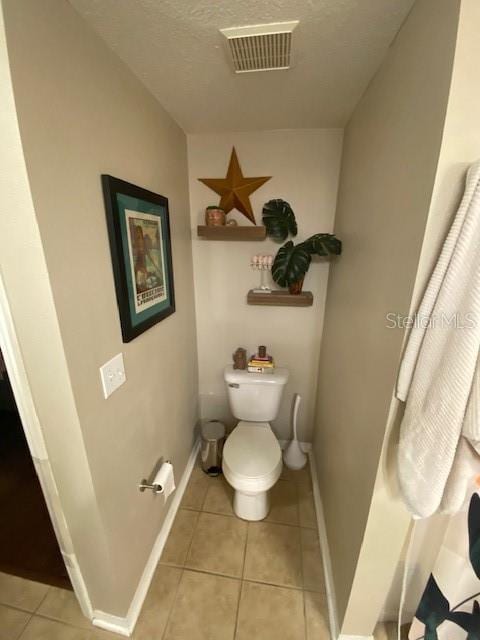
xmin=62 ymin=551 xmax=93 ymax=620
xmin=308 ymin=450 xmax=340 ymax=640
xmin=308 ymin=452 xmax=377 ymax=640
xmin=92 ymin=438 xmax=201 ymax=637
xmin=91 ymin=612 xmax=130 ymax=637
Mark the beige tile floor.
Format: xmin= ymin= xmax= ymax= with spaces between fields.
xmin=155 ymin=456 xmax=329 ymax=639
xmin=0 ymin=456 xmax=405 ymax=640
xmin=0 ymin=457 xmax=328 ymax=639
xmin=0 ymin=575 xmax=120 ymax=639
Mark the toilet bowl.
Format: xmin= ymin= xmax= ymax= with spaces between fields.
xmin=223 ymin=421 xmax=282 ymax=520
xmin=222 ymin=365 xmax=289 ymax=521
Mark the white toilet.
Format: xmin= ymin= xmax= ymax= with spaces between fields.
xmin=222 ymin=365 xmax=289 ymax=521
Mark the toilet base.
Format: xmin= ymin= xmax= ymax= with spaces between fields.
xmin=233 ymin=489 xmax=270 ymax=521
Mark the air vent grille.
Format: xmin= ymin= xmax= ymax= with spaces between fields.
xmin=220 ymin=21 xmax=299 ymax=73
xmin=228 ymin=32 xmax=292 ymax=72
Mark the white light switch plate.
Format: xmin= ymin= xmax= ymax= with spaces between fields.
xmin=100 ymin=353 xmax=126 ymax=399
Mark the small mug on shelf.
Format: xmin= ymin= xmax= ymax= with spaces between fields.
xmin=205 ymin=206 xmax=226 ymax=226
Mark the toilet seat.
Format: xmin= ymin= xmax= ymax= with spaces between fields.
xmin=223 ymin=421 xmax=282 ymax=493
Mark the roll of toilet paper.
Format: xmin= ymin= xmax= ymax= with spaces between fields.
xmin=153 ymin=462 xmax=175 ymax=502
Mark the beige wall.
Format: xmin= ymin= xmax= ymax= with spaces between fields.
xmin=2 ymin=0 xmax=198 ymax=616
xmin=312 ymin=0 xmax=461 ymax=632
xmin=187 ymin=130 xmax=343 ymax=441
xmin=0 ymin=2 xmax=112 ymax=611
xmin=381 ymin=0 xmax=480 ymax=623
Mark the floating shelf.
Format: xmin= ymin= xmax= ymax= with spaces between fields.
xmin=197 ymin=225 xmax=266 ymax=240
xmin=247 ymin=289 xmax=313 ymax=307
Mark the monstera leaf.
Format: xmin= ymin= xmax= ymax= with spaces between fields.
xmin=416 ymin=575 xmax=450 ymax=640
xmin=262 ymin=199 xmax=297 ymax=242
xmin=271 ymin=233 xmax=342 ymax=287
xmin=271 ymin=241 xmax=311 ymax=287
xmin=469 ymin=494 xmax=480 ymax=578
xmin=448 ymin=601 xmax=480 ymax=640
xmin=302 ymin=233 xmax=342 ymax=256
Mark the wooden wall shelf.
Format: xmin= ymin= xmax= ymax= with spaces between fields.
xmin=247 ymin=289 xmax=313 ymax=307
xmin=197 ymin=225 xmax=266 ymax=240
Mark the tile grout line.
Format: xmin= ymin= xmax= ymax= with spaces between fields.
xmin=232 ymin=579 xmax=245 ymax=640
xmin=297 ymin=464 xmax=309 ymax=639
xmin=181 ymin=564 xmax=244 ymax=582
xmin=0 ymin=602 xmax=38 ymax=616
xmin=241 ymin=522 xmax=249 ymax=582
xmin=175 ymin=566 xmax=242 ymax=583
xmin=198 ymin=462 xmax=210 ymax=512
xmin=232 ymin=520 xmax=250 ymax=638
xmin=302 ymin=589 xmax=309 ymax=640
xmin=302 ymin=589 xmax=308 ymax=640
xmin=298 ymin=511 xmax=306 ymax=592
xmin=1 ymin=586 xmax=51 ymax=639
xmin=183 ymin=508 xmax=201 ymax=566
xmin=184 ymin=503 xmax=314 ymax=528
xmin=242 ymin=576 xmax=306 ymax=592
xmin=199 ymin=485 xmax=209 ymax=511
xmin=294 ymin=480 xmax=301 ymax=528
xmin=17 ymin=614 xmax=35 ymax=640
xmin=30 ymin=608 xmax=93 ymax=632
xmin=160 ymin=568 xmax=185 ymax=640
xmin=163 ymin=563 xmax=312 ymax=593
xmin=161 ymin=465 xmax=201 ymax=640
xmin=14 ymin=610 xmax=33 ymax=640
xmin=33 ymin=587 xmax=50 ymax=614
xmin=19 ymin=613 xmax=83 ymax=639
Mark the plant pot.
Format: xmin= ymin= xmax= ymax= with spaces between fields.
xmin=288 ymin=278 xmax=304 ymax=295
xmin=205 ymin=206 xmax=226 ymax=226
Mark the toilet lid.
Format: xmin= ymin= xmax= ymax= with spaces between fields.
xmin=223 ymin=423 xmax=281 ymax=479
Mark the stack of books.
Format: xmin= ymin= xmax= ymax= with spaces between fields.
xmin=248 ymin=354 xmax=275 ymax=374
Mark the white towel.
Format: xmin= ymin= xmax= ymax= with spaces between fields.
xmin=396 ymin=161 xmax=480 ymax=518
xmin=463 ymin=350 xmax=480 ymax=449
xmin=440 ymin=438 xmax=478 ymax=514
xmin=440 ymin=360 xmax=480 ymax=514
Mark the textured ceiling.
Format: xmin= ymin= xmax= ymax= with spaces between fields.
xmin=69 ymin=0 xmax=415 ymax=133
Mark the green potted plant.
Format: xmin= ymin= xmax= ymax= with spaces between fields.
xmin=262 ymin=199 xmax=342 ymax=294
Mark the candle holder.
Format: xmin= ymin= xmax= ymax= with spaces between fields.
xmin=251 ymin=255 xmax=273 ymax=293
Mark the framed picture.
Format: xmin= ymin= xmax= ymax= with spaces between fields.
xmin=101 ymin=175 xmax=175 ymax=342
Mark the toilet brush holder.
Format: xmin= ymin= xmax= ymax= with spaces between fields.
xmin=283 ymin=394 xmax=307 ymax=470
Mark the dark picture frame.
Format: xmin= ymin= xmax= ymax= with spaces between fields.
xmin=101 ymin=175 xmax=175 ymax=342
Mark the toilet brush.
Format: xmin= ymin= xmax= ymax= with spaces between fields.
xmin=283 ymin=393 xmax=307 ymax=470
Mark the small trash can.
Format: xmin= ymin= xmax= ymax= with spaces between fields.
xmin=200 ymin=420 xmax=226 ymax=476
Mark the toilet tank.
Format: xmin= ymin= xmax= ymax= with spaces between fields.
xmin=224 ymin=365 xmax=289 ymax=422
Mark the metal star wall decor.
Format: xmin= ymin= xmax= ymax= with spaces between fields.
xmin=198 ymin=147 xmax=271 ymax=225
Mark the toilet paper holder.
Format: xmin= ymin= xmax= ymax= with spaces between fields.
xmin=139 ymin=460 xmax=172 ymax=494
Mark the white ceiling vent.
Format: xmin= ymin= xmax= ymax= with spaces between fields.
xmin=220 ymin=21 xmax=299 ymax=73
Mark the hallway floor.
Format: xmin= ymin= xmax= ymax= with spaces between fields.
xmin=0 ymin=572 xmax=120 ymax=639
xmin=0 ymin=455 xmax=405 ymax=639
